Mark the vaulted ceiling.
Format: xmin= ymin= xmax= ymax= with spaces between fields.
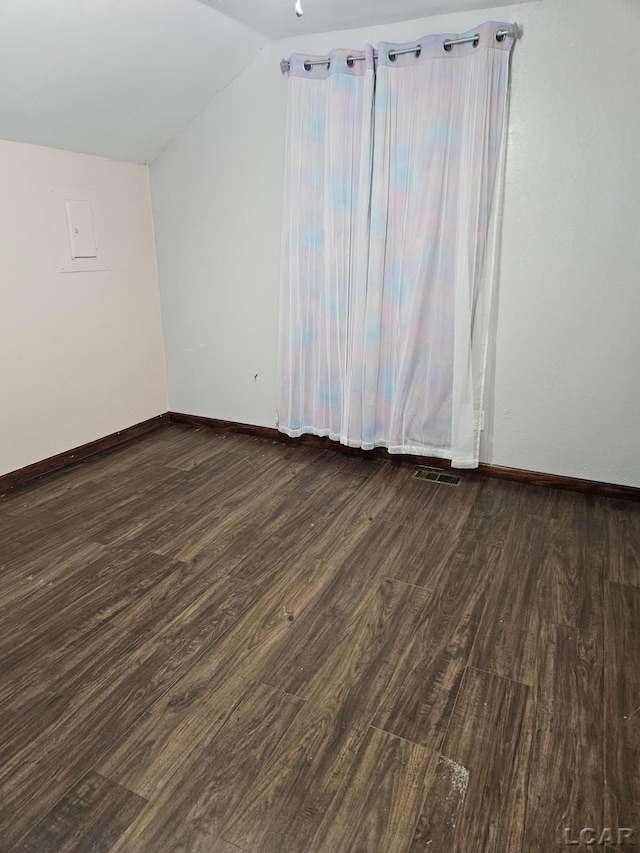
xmin=199 ymin=0 xmax=532 ymax=40
xmin=0 ymin=0 xmax=266 ymax=163
xmin=0 ymin=0 xmax=536 ymax=164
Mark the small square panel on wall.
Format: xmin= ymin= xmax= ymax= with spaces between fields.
xmin=65 ymin=199 xmax=97 ymax=259
xmin=48 ymin=186 xmax=110 ymax=273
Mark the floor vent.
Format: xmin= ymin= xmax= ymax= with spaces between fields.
xmin=413 ymin=467 xmax=461 ymax=486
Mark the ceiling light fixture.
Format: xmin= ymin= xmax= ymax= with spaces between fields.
xmin=295 ymin=0 xmax=303 ymax=17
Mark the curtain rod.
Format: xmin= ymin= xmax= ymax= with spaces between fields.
xmin=280 ymin=27 xmax=513 ymax=74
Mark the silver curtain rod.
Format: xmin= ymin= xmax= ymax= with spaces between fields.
xmin=280 ymin=28 xmax=511 ymax=74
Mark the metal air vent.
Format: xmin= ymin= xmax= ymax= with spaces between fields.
xmin=413 ymin=467 xmax=460 ymax=486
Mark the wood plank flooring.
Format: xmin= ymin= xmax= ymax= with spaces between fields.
xmin=0 ymin=425 xmax=638 ymax=851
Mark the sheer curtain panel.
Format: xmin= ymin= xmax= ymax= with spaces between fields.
xmin=279 ymin=23 xmax=515 ymax=468
xmin=278 ymin=47 xmax=374 ymax=441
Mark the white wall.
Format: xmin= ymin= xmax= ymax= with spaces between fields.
xmin=0 ymin=139 xmax=168 ymax=477
xmin=151 ymin=0 xmax=640 ymax=488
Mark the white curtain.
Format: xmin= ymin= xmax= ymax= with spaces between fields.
xmin=278 ymin=47 xmax=374 ymax=441
xmin=279 ymin=22 xmax=514 ymax=468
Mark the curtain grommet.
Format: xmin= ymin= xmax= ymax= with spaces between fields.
xmin=303 ymin=59 xmax=330 ymax=71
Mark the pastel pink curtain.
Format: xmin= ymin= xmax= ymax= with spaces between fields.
xmin=279 ymin=22 xmax=514 ymax=468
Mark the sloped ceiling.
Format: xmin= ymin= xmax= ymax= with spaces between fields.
xmin=0 ymin=0 xmax=266 ymax=163
xmin=0 ymin=0 xmax=537 ymax=163
xmin=200 ymin=0 xmax=537 ymax=39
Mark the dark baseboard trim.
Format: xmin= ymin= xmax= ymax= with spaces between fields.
xmin=475 ymin=462 xmax=640 ymax=503
xmin=169 ymin=411 xmax=640 ymax=503
xmin=0 ymin=413 xmax=170 ymax=494
xmin=168 ymin=411 xmax=456 ymax=469
xmin=3 ymin=410 xmax=634 ymax=502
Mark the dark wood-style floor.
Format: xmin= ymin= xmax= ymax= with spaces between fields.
xmin=0 ymin=425 xmax=638 ymax=852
